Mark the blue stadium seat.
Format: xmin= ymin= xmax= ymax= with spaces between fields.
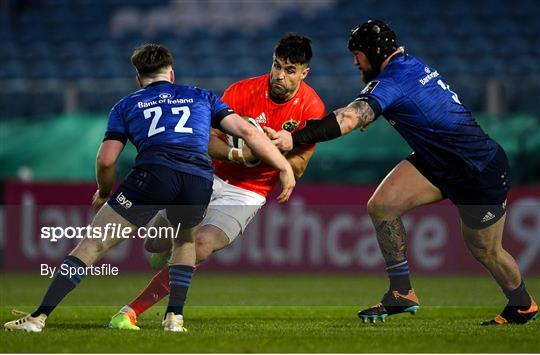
xmin=449 ymin=77 xmax=484 ymax=112
xmin=2 ymin=0 xmax=539 ymax=116
xmin=80 ymin=90 xmax=124 ymax=113
xmin=59 ymin=59 xmax=92 ymax=79
xmin=437 ymin=55 xmax=470 ymax=75
xmin=1 ymin=41 xmax=18 ymax=61
xmin=27 ymin=61 xmax=59 ymax=79
xmin=501 ymin=36 xmax=529 ymax=56
xmin=0 ymin=61 xmax=23 ymax=80
xmin=451 ymin=18 xmax=483 ymax=36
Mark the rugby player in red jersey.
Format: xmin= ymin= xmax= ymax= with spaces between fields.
xmin=108 ymin=33 xmax=326 ymax=330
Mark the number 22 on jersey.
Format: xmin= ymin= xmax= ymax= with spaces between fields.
xmin=143 ymin=106 xmax=192 ymax=137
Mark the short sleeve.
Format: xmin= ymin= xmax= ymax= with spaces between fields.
xmin=357 ymin=78 xmax=402 ymax=113
xmin=103 ymin=102 xmax=127 ymax=144
xmin=208 ymin=90 xmax=235 ymax=129
xmin=221 ymin=83 xmax=238 ymax=108
xmin=305 ymin=99 xmax=326 ymax=121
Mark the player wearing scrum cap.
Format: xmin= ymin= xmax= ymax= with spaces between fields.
xmin=267 ymin=20 xmax=537 ymax=326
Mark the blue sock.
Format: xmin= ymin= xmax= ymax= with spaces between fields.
xmin=166 ymin=265 xmax=195 ymax=316
xmin=31 ymin=256 xmax=87 ymax=317
xmin=386 ymin=260 xmax=412 ymax=293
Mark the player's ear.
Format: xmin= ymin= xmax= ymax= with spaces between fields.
xmin=301 ymin=66 xmax=310 ymax=80
xmin=135 ymin=74 xmax=142 ymax=88
xmin=170 ymin=68 xmax=175 ymax=83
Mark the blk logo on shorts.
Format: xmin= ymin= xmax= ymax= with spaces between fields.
xmin=116 ymin=192 xmax=132 ymax=209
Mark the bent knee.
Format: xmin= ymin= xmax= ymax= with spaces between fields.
xmin=195 ymin=234 xmax=215 ymax=263
xmin=467 ymin=244 xmax=502 ymax=265
xmin=144 ymin=237 xmax=172 ymax=253
xmin=71 ymin=238 xmax=108 ymax=265
xmin=367 ymin=195 xmax=405 ymax=220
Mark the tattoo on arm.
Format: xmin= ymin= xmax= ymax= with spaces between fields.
xmin=374 ymin=218 xmax=407 ymax=264
xmin=344 ymin=100 xmax=375 ymax=129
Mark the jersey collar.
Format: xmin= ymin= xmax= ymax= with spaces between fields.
xmin=389 ymin=51 xmax=405 ymax=62
xmin=144 ymin=80 xmax=171 ymax=88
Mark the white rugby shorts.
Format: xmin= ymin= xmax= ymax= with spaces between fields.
xmin=156 ymin=175 xmax=265 ymax=243
xmin=200 ymin=175 xmax=266 ymax=243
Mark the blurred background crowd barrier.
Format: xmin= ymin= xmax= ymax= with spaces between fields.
xmin=0 ymin=0 xmax=538 ymax=273
xmin=3 ymin=182 xmax=539 ymax=274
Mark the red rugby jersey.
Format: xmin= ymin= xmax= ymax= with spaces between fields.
xmin=214 ymin=74 xmax=325 ymax=197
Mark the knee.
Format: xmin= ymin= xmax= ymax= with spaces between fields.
xmin=71 ymin=239 xmax=106 ymax=265
xmin=467 ymin=243 xmax=500 ymax=265
xmin=367 ymin=195 xmax=403 ymax=220
xmin=144 ymin=237 xmax=156 ymax=252
xmin=144 ymin=236 xmax=172 ymax=253
xmin=195 ymin=233 xmax=215 ymax=264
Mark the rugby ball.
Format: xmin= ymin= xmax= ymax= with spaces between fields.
xmin=228 ymin=117 xmax=264 ymax=167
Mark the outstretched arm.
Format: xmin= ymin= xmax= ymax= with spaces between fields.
xmin=335 ymin=98 xmax=377 ymax=134
xmin=266 ymin=98 xmax=377 ymax=152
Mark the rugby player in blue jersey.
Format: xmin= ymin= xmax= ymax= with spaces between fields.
xmin=266 ymin=20 xmax=537 ymax=325
xmin=4 ymin=44 xmax=295 ymax=333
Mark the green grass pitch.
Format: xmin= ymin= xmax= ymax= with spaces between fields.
xmin=1 ymin=273 xmax=539 ymax=353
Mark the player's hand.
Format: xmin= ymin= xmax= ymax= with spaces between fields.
xmin=263 ymin=127 xmax=294 ymax=152
xmin=276 ymin=165 xmax=295 ymax=203
xmin=92 ymin=190 xmax=109 ymax=211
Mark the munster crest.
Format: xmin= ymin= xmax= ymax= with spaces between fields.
xmin=282 ymin=119 xmax=299 ymax=132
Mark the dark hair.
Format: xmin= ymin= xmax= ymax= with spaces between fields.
xmin=274 ymin=33 xmax=312 ymax=65
xmin=131 ymin=44 xmax=173 ymax=76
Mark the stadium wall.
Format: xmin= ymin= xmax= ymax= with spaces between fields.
xmin=1 ymin=113 xmax=539 ymax=184
xmin=2 ymin=181 xmax=539 ymax=275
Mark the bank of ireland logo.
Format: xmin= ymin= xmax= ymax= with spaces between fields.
xmin=159 ymin=93 xmax=172 ymax=99
xmin=282 ymin=119 xmax=299 ymax=132
xmin=425 ymin=67 xmax=431 ymax=73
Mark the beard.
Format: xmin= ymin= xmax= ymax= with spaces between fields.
xmin=361 ymin=68 xmax=378 ymax=84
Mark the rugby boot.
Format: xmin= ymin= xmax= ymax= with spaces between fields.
xmin=358 ymin=289 xmax=420 ymax=323
xmin=481 ymin=297 xmax=538 ymax=325
xmin=107 ymin=306 xmax=140 ymax=330
xmin=162 ymin=312 xmax=187 ymax=332
xmin=4 ymin=310 xmax=47 ymax=332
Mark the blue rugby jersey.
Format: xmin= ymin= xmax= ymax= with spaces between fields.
xmin=358 ymin=53 xmax=498 ymax=180
xmin=104 ymin=81 xmax=232 ymax=181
